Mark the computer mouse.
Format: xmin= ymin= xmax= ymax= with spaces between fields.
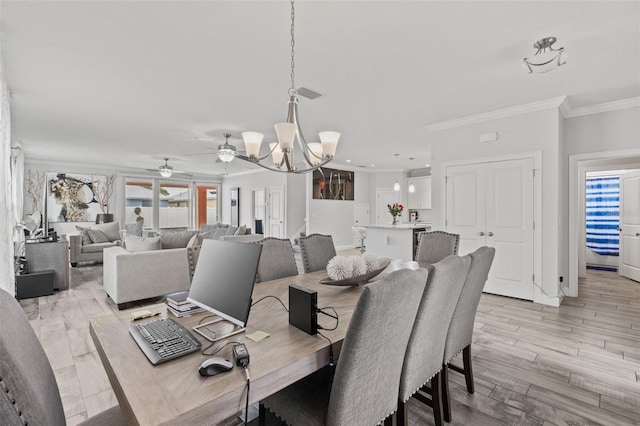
xmin=198 ymin=356 xmax=233 ymax=377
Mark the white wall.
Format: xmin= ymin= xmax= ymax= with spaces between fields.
xmin=430 ymin=107 xmax=561 ymax=303
xmin=369 ymin=171 xmax=409 ymax=224
xmin=564 ymin=106 xmax=640 ymax=291
xmin=307 ymin=169 xmax=370 ymax=248
xmin=221 ymin=170 xmax=287 ymax=231
xmin=286 ymin=173 xmax=306 ymax=240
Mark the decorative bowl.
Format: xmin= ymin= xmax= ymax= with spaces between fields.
xmin=318 ymin=259 xmax=391 ymax=286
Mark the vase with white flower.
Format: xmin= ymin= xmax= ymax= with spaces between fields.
xmin=387 ymin=203 xmax=404 ymax=225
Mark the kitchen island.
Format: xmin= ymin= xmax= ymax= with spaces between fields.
xmin=363 ymin=223 xmax=431 ymax=261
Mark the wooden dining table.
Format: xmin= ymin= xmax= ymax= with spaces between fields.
xmin=90 ymin=260 xmax=420 ymax=425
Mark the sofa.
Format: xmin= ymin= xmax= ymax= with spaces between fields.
xmin=68 ymin=221 xmax=126 ymax=266
xmin=102 ymin=227 xmax=263 ymax=308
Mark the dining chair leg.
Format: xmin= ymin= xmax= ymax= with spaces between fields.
xmin=383 ymin=415 xmax=393 ymax=426
xmin=441 ymin=364 xmax=451 ymax=422
xmin=462 ymin=345 xmax=474 ymax=394
xmin=431 ymin=371 xmax=443 ymax=426
xmin=397 ymin=399 xmax=408 ymax=426
xmin=258 ymin=403 xmax=266 ymax=426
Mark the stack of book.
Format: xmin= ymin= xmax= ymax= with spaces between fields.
xmin=165 ymin=291 xmax=205 ymax=318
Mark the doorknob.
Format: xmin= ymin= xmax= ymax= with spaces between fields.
xmin=478 ymin=232 xmax=485 ymax=236
xmin=617 ymin=228 xmax=622 ymax=231
xmin=636 ymin=232 xmax=640 ymax=237
xmin=487 ymin=232 xmax=494 ymax=236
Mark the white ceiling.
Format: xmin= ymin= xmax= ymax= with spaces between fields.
xmin=2 ymin=1 xmax=639 ymax=177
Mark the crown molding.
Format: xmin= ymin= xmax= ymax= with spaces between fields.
xmin=425 ymin=96 xmax=567 ymax=132
xmin=425 ymin=95 xmax=640 ymax=132
xmin=564 ymin=97 xmax=640 ymax=118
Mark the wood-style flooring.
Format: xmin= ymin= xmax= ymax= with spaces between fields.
xmin=20 ymin=264 xmax=640 ymax=425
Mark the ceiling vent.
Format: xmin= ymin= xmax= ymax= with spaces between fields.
xmin=296 ymin=86 xmax=322 ymax=100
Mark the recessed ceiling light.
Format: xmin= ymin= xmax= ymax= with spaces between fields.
xmin=425 ymin=164 xmax=430 ymax=167
xmin=370 ymin=164 xmax=375 ymax=167
xmin=346 ymin=159 xmax=351 ymax=163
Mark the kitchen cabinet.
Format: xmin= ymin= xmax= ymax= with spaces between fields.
xmin=408 ymin=177 xmax=431 ymax=209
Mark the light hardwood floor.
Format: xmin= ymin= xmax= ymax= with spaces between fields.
xmin=20 ymin=265 xmax=640 ymax=425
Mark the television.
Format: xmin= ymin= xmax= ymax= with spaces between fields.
xmin=188 ymin=239 xmax=262 ymax=342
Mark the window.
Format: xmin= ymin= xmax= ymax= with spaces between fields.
xmin=125 ymin=180 xmax=154 ymax=230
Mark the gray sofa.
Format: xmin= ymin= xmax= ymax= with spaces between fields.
xmin=68 ymin=222 xmax=124 ymax=266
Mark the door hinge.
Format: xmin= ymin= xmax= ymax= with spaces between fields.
xmin=532 ymin=169 xmax=536 ymax=177
xmin=533 ymin=221 xmax=535 ymax=230
xmin=532 ymin=274 xmax=535 ymax=282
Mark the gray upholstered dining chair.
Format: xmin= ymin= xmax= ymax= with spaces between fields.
xmin=441 ymin=246 xmax=495 ymax=422
xmin=415 ymin=231 xmax=460 ymax=266
xmin=251 ymin=237 xmax=299 ymax=282
xmin=259 ymin=268 xmax=429 ymax=426
xmin=397 ymin=254 xmax=471 ymax=426
xmin=299 ymin=233 xmax=337 ymax=273
xmin=0 ymin=289 xmax=126 ymax=426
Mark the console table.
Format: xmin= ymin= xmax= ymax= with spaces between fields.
xmin=25 ymin=240 xmax=69 ymax=290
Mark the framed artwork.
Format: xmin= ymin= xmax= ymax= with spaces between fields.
xmin=312 ymin=167 xmax=354 ymax=200
xmin=46 ymin=172 xmax=108 ymax=223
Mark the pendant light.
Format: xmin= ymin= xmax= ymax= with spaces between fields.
xmin=408 ymin=157 xmax=416 ymax=193
xmin=393 ymin=154 xmax=400 ymax=192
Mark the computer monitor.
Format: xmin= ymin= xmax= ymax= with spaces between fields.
xmin=187 ymin=239 xmax=262 ymax=342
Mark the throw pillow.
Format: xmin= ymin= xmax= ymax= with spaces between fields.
xmin=80 ymin=230 xmax=92 ymax=245
xmin=236 ymin=225 xmax=247 ymax=235
xmin=211 ymin=228 xmax=228 ymax=240
xmin=199 ymin=223 xmax=220 ymax=234
xmin=125 ymin=235 xmax=162 ymax=252
xmin=87 ymin=229 xmax=109 ymax=243
xmin=161 ymin=230 xmax=198 ymax=249
xmin=124 ymin=222 xmax=143 ymax=237
xmin=226 ymin=226 xmax=238 ymax=236
xmin=92 ymin=222 xmax=121 ymax=242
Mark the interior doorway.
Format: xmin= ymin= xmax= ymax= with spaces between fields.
xmin=568 ymin=150 xmax=640 ymax=296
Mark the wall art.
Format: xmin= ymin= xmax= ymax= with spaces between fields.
xmin=312 ymin=167 xmax=354 ymax=200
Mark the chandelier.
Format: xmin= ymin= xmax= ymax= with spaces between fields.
xmin=231 ymin=0 xmax=340 ymax=173
xmin=522 ymin=37 xmax=567 ymax=74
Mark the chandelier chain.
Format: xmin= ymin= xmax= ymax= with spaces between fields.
xmin=290 ymin=0 xmax=295 ymax=91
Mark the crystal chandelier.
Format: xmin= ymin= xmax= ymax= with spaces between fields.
xmin=522 ymin=37 xmax=567 ymax=74
xmin=233 ymin=0 xmax=340 ymax=173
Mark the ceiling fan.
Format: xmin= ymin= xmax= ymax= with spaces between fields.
xmin=145 ymin=158 xmax=193 ymax=178
xmin=192 ymin=133 xmax=246 ymax=163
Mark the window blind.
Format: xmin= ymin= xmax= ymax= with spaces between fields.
xmin=585 ymin=176 xmax=619 ymax=256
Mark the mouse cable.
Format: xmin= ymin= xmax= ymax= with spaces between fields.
xmin=202 ymin=340 xmax=242 ymax=357
xmin=251 ymin=295 xmax=289 ymax=312
xmin=243 ymin=365 xmax=250 ymax=426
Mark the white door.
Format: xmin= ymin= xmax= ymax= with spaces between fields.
xmin=266 ymin=186 xmax=285 ymax=238
xmin=619 ymin=170 xmax=640 ymax=281
xmin=446 ymin=158 xmax=535 ymax=300
xmin=376 ymin=189 xmax=398 ymax=225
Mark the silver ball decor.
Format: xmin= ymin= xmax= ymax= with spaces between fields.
xmin=362 ymin=255 xmax=379 ymax=272
xmin=327 ymin=256 xmax=353 ymax=280
xmin=351 ymin=256 xmax=367 ymax=276
xmin=326 ymin=255 xmax=380 ymax=281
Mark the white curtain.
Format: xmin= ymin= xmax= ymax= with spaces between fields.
xmin=0 ymin=50 xmax=15 ymax=295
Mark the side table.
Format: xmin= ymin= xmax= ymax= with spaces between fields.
xmin=16 ymin=270 xmax=55 ymax=300
xmin=25 ymin=240 xmax=70 ymax=290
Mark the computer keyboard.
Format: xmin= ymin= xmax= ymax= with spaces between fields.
xmin=129 ymin=318 xmax=201 ymax=365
